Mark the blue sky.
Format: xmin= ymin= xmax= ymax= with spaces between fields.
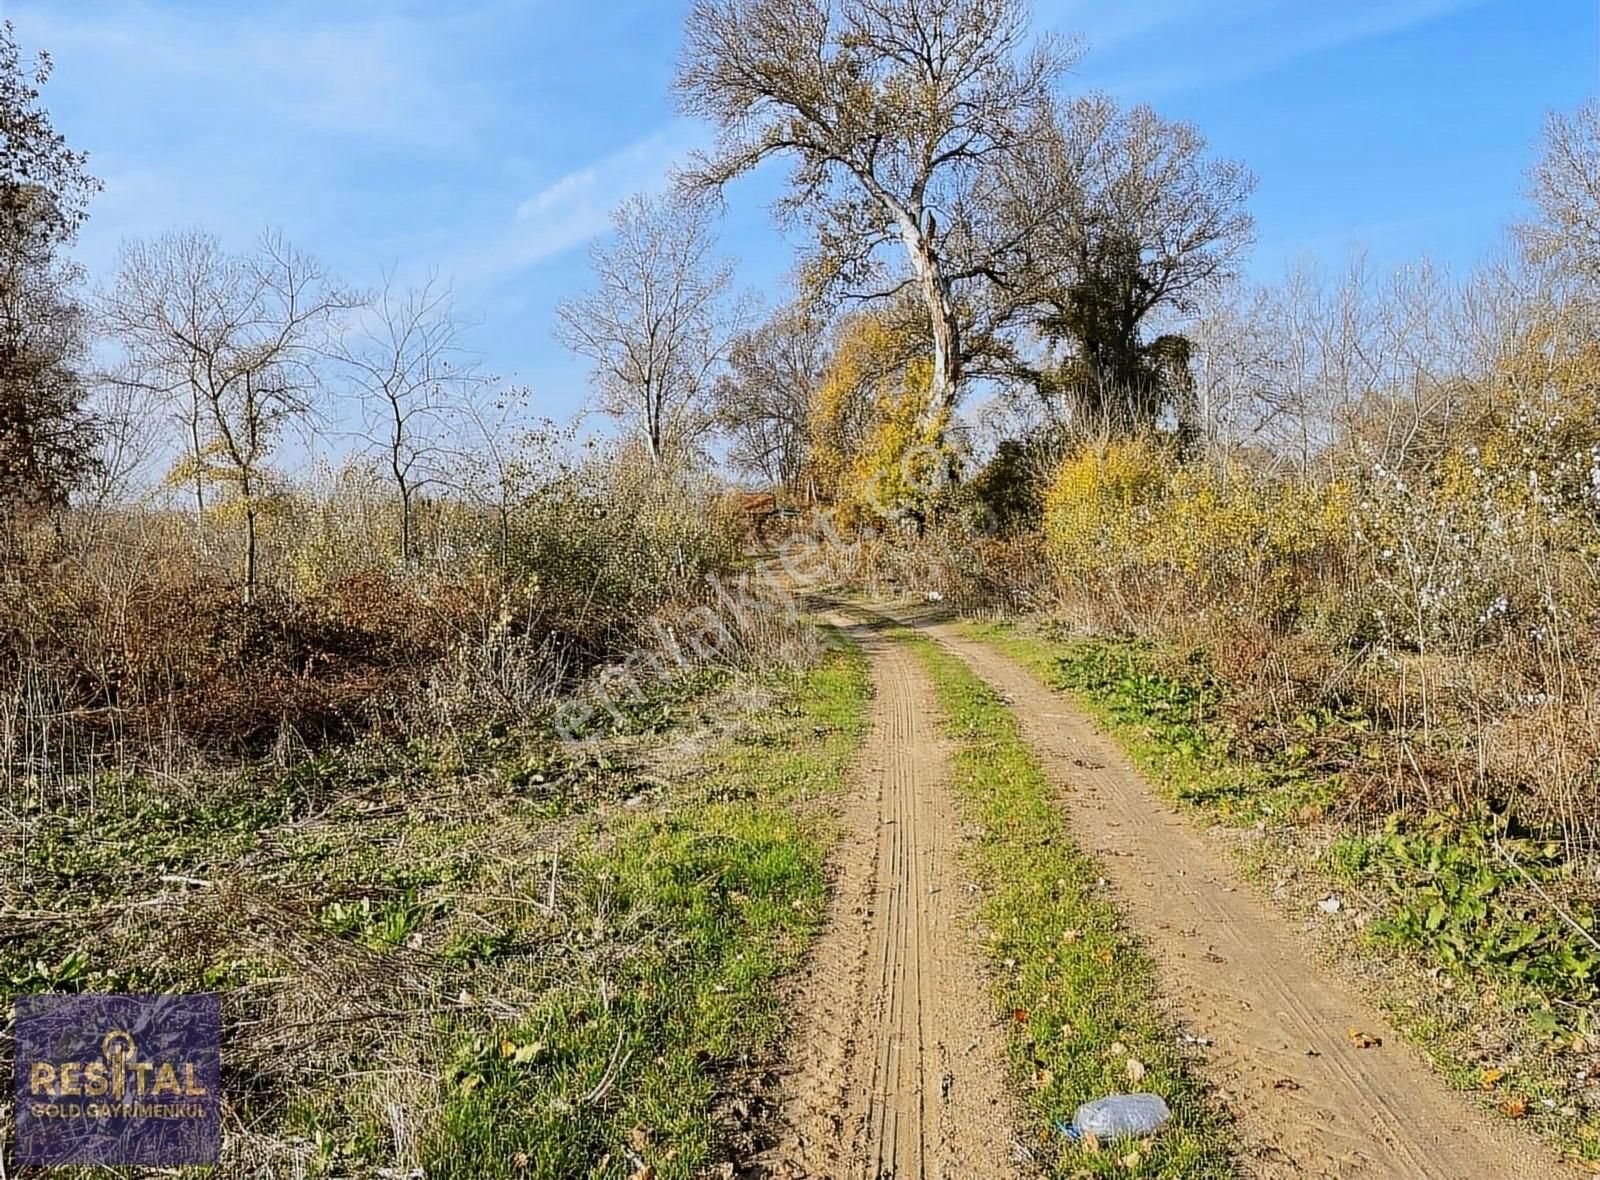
xmin=8 ymin=0 xmax=1597 ymax=427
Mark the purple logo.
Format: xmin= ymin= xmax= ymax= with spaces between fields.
xmin=13 ymin=993 xmax=221 ymax=1166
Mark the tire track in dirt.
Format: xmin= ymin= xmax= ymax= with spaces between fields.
xmin=764 ymin=619 xmax=1018 ymax=1180
xmin=893 ymin=609 xmax=1561 ymax=1180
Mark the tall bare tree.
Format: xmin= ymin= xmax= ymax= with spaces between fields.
xmin=713 ymin=299 xmax=830 ymax=495
xmin=1525 ymin=100 xmax=1600 ymax=279
xmin=336 ymin=273 xmax=476 ymax=564
xmin=677 ymin=0 xmax=1075 ymax=427
xmin=104 ymin=230 xmax=352 ymax=604
xmin=80 ymin=377 xmax=164 ymax=513
xmin=555 ymin=193 xmax=737 ymax=464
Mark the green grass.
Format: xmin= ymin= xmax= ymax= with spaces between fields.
xmin=4 ymin=637 xmax=872 ymax=1178
xmin=423 ymin=637 xmax=872 ymax=1178
xmin=961 ymin=619 xmax=1600 ymax=1164
xmin=964 ymin=623 xmax=1339 ymax=825
xmin=903 ymin=631 xmax=1237 ymax=1179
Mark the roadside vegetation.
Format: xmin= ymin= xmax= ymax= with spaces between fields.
xmin=969 ymin=621 xmax=1600 ymax=1166
xmin=701 ymin=4 xmax=1600 ymax=1159
xmin=5 ymin=632 xmax=870 ymax=1176
xmin=906 ymin=630 xmax=1237 ymax=1179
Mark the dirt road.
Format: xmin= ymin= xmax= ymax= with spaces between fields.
xmin=900 ymin=611 xmax=1561 ymax=1180
xmin=765 ymin=619 xmax=1019 ymax=1179
xmin=763 ymin=603 xmax=1561 ymax=1177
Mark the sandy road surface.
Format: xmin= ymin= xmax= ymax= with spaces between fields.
xmin=764 ymin=619 xmax=1019 ymax=1180
xmin=897 ymin=609 xmax=1561 ymax=1180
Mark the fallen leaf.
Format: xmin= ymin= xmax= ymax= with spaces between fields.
xmin=1479 ymin=1067 xmax=1505 ymax=1090
xmin=1012 ymin=1007 xmax=1030 ymax=1025
xmin=512 ymin=1041 xmax=545 ymax=1065
xmin=1274 ymin=1077 xmax=1301 ymax=1091
xmin=1125 ymin=1057 xmax=1147 ymax=1084
xmin=1347 ymin=1027 xmax=1382 ymax=1049
xmin=1120 ymin=1151 xmax=1142 ymax=1169
xmin=1318 ymin=896 xmax=1343 ymax=914
xmin=1499 ymin=1097 xmax=1529 ymax=1120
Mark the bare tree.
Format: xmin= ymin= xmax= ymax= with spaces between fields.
xmin=80 ymin=376 xmax=163 ymax=513
xmin=555 ymin=193 xmax=737 ymax=464
xmin=1183 ymin=253 xmax=1495 ymax=476
xmin=336 ymin=273 xmax=476 ymax=564
xmin=677 ymin=0 xmax=1076 ymax=427
xmin=449 ymin=384 xmax=561 ymax=567
xmin=104 ymin=230 xmax=352 ymax=604
xmin=713 ymin=299 xmax=830 ymax=495
xmin=1525 ymin=101 xmax=1600 ymax=277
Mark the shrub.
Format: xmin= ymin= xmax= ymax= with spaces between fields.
xmin=0 ymin=450 xmax=749 ymax=777
xmin=1042 ymin=437 xmax=1349 ymax=627
xmin=967 ymin=439 xmax=1050 ymax=531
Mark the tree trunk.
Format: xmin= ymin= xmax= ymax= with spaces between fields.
xmin=243 ymin=502 xmax=258 ymax=607
xmin=898 ymin=219 xmax=960 ymax=503
xmin=898 ymin=217 xmax=962 ymax=426
xmin=920 ymin=261 xmax=960 ymax=420
xmin=188 ymin=395 xmax=206 ymax=522
xmin=399 ymin=480 xmax=413 ymax=566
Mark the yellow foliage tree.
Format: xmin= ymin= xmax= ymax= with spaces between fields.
xmin=807 ymin=313 xmax=956 ymax=527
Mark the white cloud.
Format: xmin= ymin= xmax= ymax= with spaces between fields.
xmin=1066 ymin=0 xmax=1491 ymax=96
xmin=457 ymin=120 xmax=710 ymax=283
xmin=9 ymin=0 xmax=484 ymax=148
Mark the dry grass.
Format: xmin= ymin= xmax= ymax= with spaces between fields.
xmin=0 ymin=638 xmax=870 ymax=1177
xmin=0 ymin=453 xmax=757 ymax=788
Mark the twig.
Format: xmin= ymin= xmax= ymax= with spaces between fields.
xmin=1492 ymin=835 xmax=1600 ymax=954
xmin=578 ymin=1028 xmax=631 ymax=1106
xmin=0 ymin=894 xmax=191 ymax=924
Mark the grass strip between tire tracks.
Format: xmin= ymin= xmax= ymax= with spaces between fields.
xmin=902 ymin=629 xmax=1238 ymax=1179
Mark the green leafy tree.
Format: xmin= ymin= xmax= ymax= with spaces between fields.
xmin=0 ymin=21 xmax=101 ymax=516
xmin=1022 ymin=101 xmax=1254 ymax=440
